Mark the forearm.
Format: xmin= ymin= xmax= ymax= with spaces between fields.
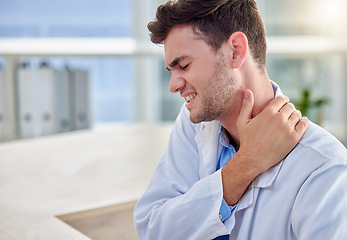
xmin=221 ymin=151 xmax=261 ymax=205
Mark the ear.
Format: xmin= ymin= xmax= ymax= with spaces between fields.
xmin=227 ymin=32 xmax=248 ymax=69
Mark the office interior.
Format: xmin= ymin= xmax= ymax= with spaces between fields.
xmin=0 ymin=0 xmax=346 ymax=239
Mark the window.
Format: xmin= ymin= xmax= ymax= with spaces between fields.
xmin=0 ymin=0 xmax=134 ymax=122
xmin=0 ymin=0 xmax=346 ymax=145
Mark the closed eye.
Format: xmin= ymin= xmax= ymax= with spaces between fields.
xmin=181 ymin=64 xmax=189 ymax=70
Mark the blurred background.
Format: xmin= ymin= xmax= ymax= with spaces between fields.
xmin=0 ymin=0 xmax=346 ymax=144
xmin=0 ymin=1 xmax=346 ymax=239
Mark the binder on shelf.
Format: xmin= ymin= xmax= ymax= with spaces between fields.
xmin=0 ymin=65 xmax=5 ymax=141
xmin=55 ymin=66 xmax=71 ymax=133
xmin=16 ymin=61 xmax=37 ymax=139
xmin=15 ymin=60 xmax=92 ymax=139
xmin=37 ymin=61 xmax=57 ymax=136
xmin=69 ymin=68 xmax=91 ymax=131
xmin=0 ymin=63 xmax=17 ymax=142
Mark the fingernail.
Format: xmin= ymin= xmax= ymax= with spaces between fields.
xmin=244 ymin=91 xmax=250 ymax=99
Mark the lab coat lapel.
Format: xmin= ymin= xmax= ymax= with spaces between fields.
xmin=195 ymin=120 xmax=222 ymax=178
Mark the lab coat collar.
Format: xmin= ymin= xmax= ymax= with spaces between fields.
xmin=195 ymin=120 xmax=222 ymax=177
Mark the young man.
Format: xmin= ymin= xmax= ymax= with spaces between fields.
xmin=134 ymin=0 xmax=347 ymax=239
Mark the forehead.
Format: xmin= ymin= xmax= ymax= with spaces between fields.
xmin=164 ymin=25 xmax=212 ymax=65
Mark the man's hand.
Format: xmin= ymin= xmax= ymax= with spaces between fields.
xmin=222 ymin=89 xmax=309 ymax=205
xmin=237 ymin=89 xmax=308 ymax=174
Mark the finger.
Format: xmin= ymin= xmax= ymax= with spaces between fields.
xmin=295 ymin=117 xmax=309 ymax=135
xmin=288 ymin=109 xmax=302 ymax=125
xmin=279 ymin=102 xmax=296 ymax=119
xmin=237 ymin=89 xmax=254 ymax=127
xmin=267 ymin=95 xmax=290 ymax=113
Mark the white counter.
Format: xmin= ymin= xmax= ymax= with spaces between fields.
xmin=0 ymin=123 xmax=172 ymax=240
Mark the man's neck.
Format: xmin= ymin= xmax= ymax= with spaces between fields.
xmin=219 ymin=77 xmax=274 ymax=150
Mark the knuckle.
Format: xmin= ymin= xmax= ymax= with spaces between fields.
xmin=296 ymin=110 xmax=302 ymax=118
xmin=278 ymin=95 xmax=290 ymax=104
xmin=290 ymin=110 xmax=301 ymax=121
xmin=298 ymin=117 xmax=309 ymax=131
xmin=282 ymin=102 xmax=295 ymax=113
xmin=288 ymin=102 xmax=295 ymax=111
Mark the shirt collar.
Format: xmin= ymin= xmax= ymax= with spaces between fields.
xmin=218 ymin=125 xmax=232 ymax=148
xmin=272 ymin=80 xmax=282 ymax=97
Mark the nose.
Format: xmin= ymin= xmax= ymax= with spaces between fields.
xmin=169 ymin=71 xmax=185 ymax=93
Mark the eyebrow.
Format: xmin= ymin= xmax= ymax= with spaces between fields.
xmin=166 ymin=56 xmax=188 ymax=71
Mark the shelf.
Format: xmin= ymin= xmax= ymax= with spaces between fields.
xmin=0 ymin=36 xmax=345 ymax=57
xmin=266 ymin=36 xmax=347 ymax=56
xmin=0 ymin=36 xmax=347 ymax=57
xmin=0 ymin=37 xmax=164 ymax=57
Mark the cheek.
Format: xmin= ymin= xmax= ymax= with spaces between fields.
xmin=193 ymin=65 xmax=215 ymax=86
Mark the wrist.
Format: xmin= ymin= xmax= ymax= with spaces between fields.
xmin=234 ymin=148 xmax=264 ymax=179
xmin=222 ymin=152 xmax=259 ymax=205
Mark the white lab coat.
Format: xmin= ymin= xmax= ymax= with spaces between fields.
xmin=134 ymin=87 xmax=347 ymax=240
xmin=134 ymin=105 xmax=227 ymax=239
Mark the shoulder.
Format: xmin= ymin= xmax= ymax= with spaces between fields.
xmin=289 ymin=125 xmax=347 ymax=238
xmin=297 ymin=121 xmax=347 ymax=165
xmin=284 ymin=121 xmax=347 ymax=178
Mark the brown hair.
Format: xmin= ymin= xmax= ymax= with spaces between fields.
xmin=148 ymin=0 xmax=267 ymax=70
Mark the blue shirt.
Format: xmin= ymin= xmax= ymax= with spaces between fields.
xmin=217 ymin=126 xmax=237 ymax=222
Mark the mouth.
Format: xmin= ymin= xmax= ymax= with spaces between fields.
xmin=184 ymin=93 xmax=197 ymax=103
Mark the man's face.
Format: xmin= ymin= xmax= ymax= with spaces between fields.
xmin=164 ymin=25 xmax=238 ymax=123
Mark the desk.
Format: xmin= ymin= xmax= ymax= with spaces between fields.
xmin=0 ymin=123 xmax=172 ymax=239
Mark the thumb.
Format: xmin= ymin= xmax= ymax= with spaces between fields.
xmin=237 ymin=89 xmax=254 ymax=127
